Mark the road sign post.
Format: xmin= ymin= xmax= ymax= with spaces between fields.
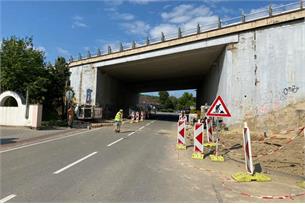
xmin=206 ymin=96 xmax=231 ymax=162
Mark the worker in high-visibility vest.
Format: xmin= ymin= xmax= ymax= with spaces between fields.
xmin=114 ymin=109 xmax=123 ymax=133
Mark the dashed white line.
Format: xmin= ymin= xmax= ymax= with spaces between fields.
xmin=127 ymin=132 xmax=135 ymax=136
xmin=0 ymin=194 xmax=16 ymax=203
xmin=53 ymin=152 xmax=98 ymax=174
xmin=139 ymin=126 xmax=145 ymax=130
xmin=107 ymin=138 xmax=124 ymax=147
xmin=0 ymin=128 xmax=102 ymax=154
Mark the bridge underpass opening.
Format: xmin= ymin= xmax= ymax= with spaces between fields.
xmin=139 ymin=89 xmax=197 ymax=121
xmin=95 ymin=43 xmax=227 ymax=118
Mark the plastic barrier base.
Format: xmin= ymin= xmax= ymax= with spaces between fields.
xmin=297 ymin=181 xmax=305 ymax=189
xmin=232 ymin=172 xmax=271 ymax=182
xmin=192 ymin=152 xmax=204 ymax=160
xmin=210 ymin=155 xmax=224 ymax=162
xmin=176 ymin=144 xmax=187 ymax=150
xmin=204 ymin=143 xmax=217 ymax=147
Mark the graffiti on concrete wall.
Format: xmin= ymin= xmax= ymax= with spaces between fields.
xmin=86 ymin=89 xmax=93 ymax=104
xmin=282 ymin=85 xmax=299 ymax=95
xmin=280 ymin=85 xmax=299 ymax=101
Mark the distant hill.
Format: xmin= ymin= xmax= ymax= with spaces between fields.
xmin=139 ymin=94 xmax=160 ymax=105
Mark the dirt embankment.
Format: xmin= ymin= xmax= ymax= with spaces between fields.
xmin=190 ymin=101 xmax=305 ymax=177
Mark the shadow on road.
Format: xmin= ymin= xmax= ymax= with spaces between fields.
xmin=0 ymin=138 xmax=18 ymax=145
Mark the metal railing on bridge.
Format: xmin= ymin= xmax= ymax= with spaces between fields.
xmin=70 ymin=0 xmax=304 ymax=62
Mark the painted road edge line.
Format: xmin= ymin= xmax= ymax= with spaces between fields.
xmin=0 ymin=194 xmax=16 ymax=203
xmin=107 ymin=138 xmax=124 ymax=147
xmin=0 ymin=128 xmax=102 ymax=154
xmin=53 ymin=152 xmax=98 ymax=174
xmin=139 ymin=126 xmax=145 ymax=130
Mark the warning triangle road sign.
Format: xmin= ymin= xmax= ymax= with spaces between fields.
xmin=206 ymin=96 xmax=231 ymax=117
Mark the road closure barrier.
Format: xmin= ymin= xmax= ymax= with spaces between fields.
xmin=232 ymin=122 xmax=271 ymax=182
xmin=130 ymin=112 xmax=135 ymax=123
xmin=135 ymin=112 xmax=139 ymax=123
xmin=176 ymin=120 xmax=186 ymax=150
xmin=192 ymin=121 xmax=204 ymax=160
xmin=205 ymin=117 xmax=216 ymax=148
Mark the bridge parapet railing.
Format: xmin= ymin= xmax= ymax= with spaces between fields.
xmin=69 ymin=1 xmax=304 ymax=63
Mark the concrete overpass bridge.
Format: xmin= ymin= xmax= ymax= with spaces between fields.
xmin=68 ymin=2 xmax=305 ymax=125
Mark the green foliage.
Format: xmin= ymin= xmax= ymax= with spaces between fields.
xmin=158 ymin=91 xmax=169 ymax=105
xmin=43 ymin=57 xmax=70 ymax=120
xmin=177 ymin=92 xmax=196 ymax=110
xmin=158 ymin=91 xmax=196 ymax=111
xmin=1 ymin=36 xmax=71 ymax=120
xmin=0 ymin=36 xmax=50 ymax=103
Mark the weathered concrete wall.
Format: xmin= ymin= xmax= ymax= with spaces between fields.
xmin=70 ymin=64 xmax=97 ymax=105
xmin=96 ymin=70 xmax=139 ymax=117
xmin=70 ymin=65 xmax=139 ymax=118
xmin=200 ymin=20 xmax=305 ymax=125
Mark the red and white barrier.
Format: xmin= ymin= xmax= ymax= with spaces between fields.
xmin=177 ymin=120 xmax=186 ymax=146
xmin=194 ymin=122 xmax=204 ymax=153
xmin=140 ymin=111 xmax=144 ymax=121
xmin=243 ymin=122 xmax=254 ymax=174
xmin=130 ymin=112 xmax=135 ymax=123
xmin=135 ymin=112 xmax=139 ymax=123
xmin=179 ymin=114 xmax=187 ymax=122
xmin=206 ymin=117 xmax=214 ymax=142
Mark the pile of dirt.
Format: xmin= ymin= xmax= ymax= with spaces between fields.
xmin=187 ymin=100 xmax=305 ymax=177
xmin=220 ymin=129 xmax=304 ymax=177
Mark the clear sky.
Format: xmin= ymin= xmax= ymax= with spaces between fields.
xmin=1 ymin=0 xmax=295 ymax=97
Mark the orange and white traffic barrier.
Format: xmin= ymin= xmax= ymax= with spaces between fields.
xmin=206 ymin=117 xmax=214 ymax=143
xmin=176 ymin=120 xmax=186 ymax=150
xmin=192 ymin=121 xmax=204 ymax=159
xmin=243 ymin=122 xmax=254 ymax=174
xmin=135 ymin=112 xmax=139 ymax=123
xmin=130 ymin=112 xmax=135 ymax=123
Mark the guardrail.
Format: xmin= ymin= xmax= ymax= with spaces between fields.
xmin=69 ymin=0 xmax=304 ymax=62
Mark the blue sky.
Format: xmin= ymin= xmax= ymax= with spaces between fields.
xmin=1 ymin=0 xmax=295 ymax=97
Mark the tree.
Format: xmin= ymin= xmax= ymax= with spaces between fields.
xmin=43 ymin=57 xmax=70 ymax=119
xmin=158 ymin=91 xmax=169 ymax=106
xmin=177 ymin=92 xmax=196 ymax=110
xmin=0 ymin=36 xmax=49 ymax=103
xmin=1 ymin=36 xmax=71 ymax=120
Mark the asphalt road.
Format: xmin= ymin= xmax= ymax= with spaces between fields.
xmin=0 ymin=119 xmax=303 ymax=202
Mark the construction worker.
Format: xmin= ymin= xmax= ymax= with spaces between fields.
xmin=67 ymin=104 xmax=74 ymax=128
xmin=114 ymin=109 xmax=123 ymax=133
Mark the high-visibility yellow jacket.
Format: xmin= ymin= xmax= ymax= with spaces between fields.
xmin=114 ymin=112 xmax=123 ymax=122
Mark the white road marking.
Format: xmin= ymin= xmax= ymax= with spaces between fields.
xmin=0 ymin=194 xmax=16 ymax=203
xmin=139 ymin=126 xmax=144 ymax=130
xmin=107 ymin=138 xmax=124 ymax=147
xmin=127 ymin=132 xmax=135 ymax=136
xmin=53 ymin=152 xmax=98 ymax=174
xmin=0 ymin=128 xmax=102 ymax=154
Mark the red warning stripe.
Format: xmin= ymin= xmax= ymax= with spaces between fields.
xmin=179 ymin=129 xmax=184 ymax=137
